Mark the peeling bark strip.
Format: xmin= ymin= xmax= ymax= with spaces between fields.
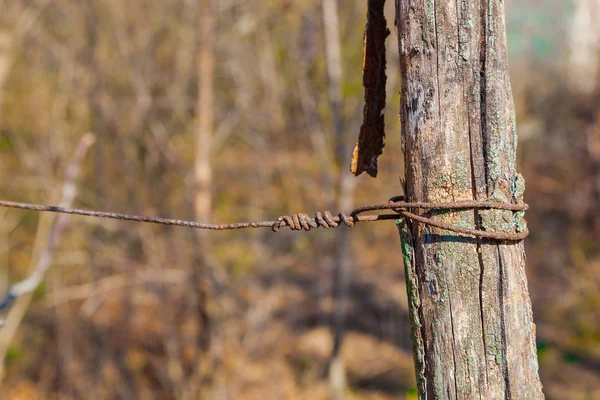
xmin=351 ymin=0 xmax=389 ymax=177
xmin=395 ymin=0 xmax=544 ymax=399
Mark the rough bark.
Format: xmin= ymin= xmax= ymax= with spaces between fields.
xmin=395 ymin=0 xmax=544 ymax=398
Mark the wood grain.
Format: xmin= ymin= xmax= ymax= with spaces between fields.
xmin=396 ymin=0 xmax=544 ymax=398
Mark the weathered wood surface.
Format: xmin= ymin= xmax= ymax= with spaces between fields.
xmin=395 ymin=0 xmax=544 ymax=398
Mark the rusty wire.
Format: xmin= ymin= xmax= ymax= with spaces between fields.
xmin=0 ymin=196 xmax=528 ymax=240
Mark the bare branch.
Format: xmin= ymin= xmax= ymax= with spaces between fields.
xmin=0 ymin=133 xmax=95 ymax=364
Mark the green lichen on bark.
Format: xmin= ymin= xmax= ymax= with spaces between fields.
xmin=511 ymin=173 xmax=528 ymax=232
xmin=397 ymin=219 xmax=427 ymax=398
xmin=480 ymin=172 xmax=528 ymax=234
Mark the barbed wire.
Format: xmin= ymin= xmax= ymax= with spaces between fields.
xmin=0 ymin=195 xmax=528 ymax=240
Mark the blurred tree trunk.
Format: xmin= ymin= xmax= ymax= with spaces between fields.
xmin=82 ymin=2 xmax=106 ymax=203
xmin=568 ymin=0 xmax=600 ymax=95
xmin=396 ymin=1 xmax=544 ymax=398
xmin=323 ymin=0 xmax=345 ymax=165
xmin=195 ymin=0 xmax=214 ymax=229
xmin=188 ymin=0 xmax=215 ymax=397
xmin=322 ymin=0 xmax=356 ymax=399
xmin=0 ymin=30 xmax=11 ymax=113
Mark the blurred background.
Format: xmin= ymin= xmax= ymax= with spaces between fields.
xmin=0 ymin=0 xmax=598 ymax=399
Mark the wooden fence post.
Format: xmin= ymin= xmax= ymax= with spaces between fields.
xmin=395 ymin=1 xmax=544 ymax=398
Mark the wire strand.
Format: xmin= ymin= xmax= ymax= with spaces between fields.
xmin=0 ymin=196 xmax=528 ymax=240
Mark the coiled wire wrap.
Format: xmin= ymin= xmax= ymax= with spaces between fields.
xmin=272 ymin=211 xmax=355 ymax=231
xmin=270 ymin=196 xmax=528 ymax=240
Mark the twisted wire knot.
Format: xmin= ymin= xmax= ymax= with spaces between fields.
xmin=272 ymin=211 xmax=355 ymax=232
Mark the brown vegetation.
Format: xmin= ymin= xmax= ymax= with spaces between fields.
xmin=0 ymin=0 xmax=598 ymax=399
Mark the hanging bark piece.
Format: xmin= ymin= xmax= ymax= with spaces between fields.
xmin=351 ymin=0 xmax=389 ymax=177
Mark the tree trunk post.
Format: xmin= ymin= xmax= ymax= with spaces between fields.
xmin=395 ymin=0 xmax=544 ymax=398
